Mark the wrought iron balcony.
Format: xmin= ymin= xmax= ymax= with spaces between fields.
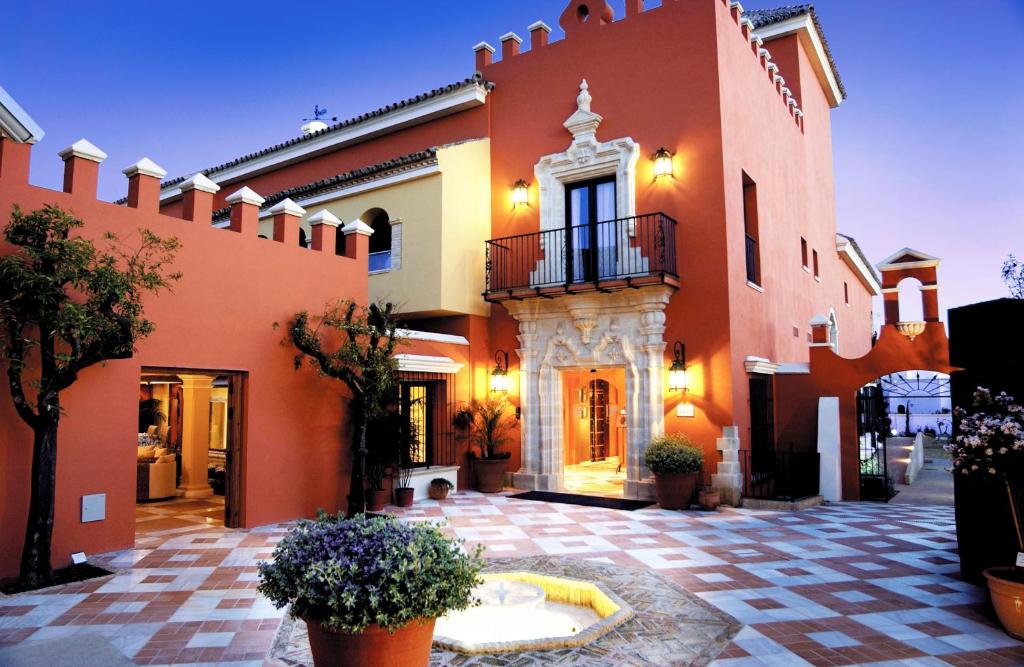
xmin=484 ymin=213 xmax=679 ymax=301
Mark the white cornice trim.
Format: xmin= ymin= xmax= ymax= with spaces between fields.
xmin=395 ymin=354 xmax=464 ymax=374
xmin=0 ymin=85 xmax=44 ymax=144
xmin=255 ymin=163 xmax=440 ymax=220
xmin=159 ymin=84 xmax=488 ymax=202
xmin=307 ymin=209 xmax=341 ymax=227
xmin=179 ymin=172 xmax=220 ymax=194
xmin=836 ymin=234 xmax=882 ymax=296
xmin=776 ymin=362 xmax=811 ymax=374
xmin=744 ymin=355 xmax=781 ymax=375
xmin=397 ymin=329 xmax=470 ymax=346
xmin=499 ymin=32 xmax=522 ymax=44
xmin=267 ymin=197 xmax=306 ymax=217
xmin=224 ymin=186 xmax=266 ymax=207
xmin=528 ymin=20 xmax=552 ymax=33
xmin=753 ymin=14 xmax=843 ymax=107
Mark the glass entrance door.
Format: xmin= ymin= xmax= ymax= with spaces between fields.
xmin=566 ymin=177 xmax=616 ymax=282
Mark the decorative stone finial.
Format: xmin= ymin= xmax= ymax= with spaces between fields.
xmin=577 ymin=79 xmax=592 ymax=113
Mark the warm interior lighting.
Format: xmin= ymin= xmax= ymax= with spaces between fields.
xmin=668 ymin=341 xmax=687 ymax=392
xmin=491 ymin=350 xmax=510 ymax=393
xmin=511 ymin=179 xmax=530 ymax=207
xmin=652 ymin=147 xmax=674 ymax=179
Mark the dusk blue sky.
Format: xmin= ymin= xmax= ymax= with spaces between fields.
xmin=3 ymin=1 xmax=1022 ymax=315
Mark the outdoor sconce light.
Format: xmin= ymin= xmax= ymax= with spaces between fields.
xmin=652 ymin=147 xmax=674 ymax=179
xmin=668 ymin=340 xmax=688 ymax=393
xmin=511 ymin=179 xmax=530 ymax=207
xmin=490 ymin=349 xmax=510 ymax=394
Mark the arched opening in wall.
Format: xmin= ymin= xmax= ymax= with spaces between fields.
xmin=880 ymin=371 xmax=952 ymax=438
xmin=856 ymin=370 xmax=952 ymax=502
xmin=364 ymin=208 xmax=392 ymax=272
xmin=897 ymin=277 xmax=925 ymax=323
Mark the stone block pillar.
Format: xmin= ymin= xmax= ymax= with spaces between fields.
xmin=123 ymin=158 xmax=166 ymax=210
xmin=225 ymin=186 xmax=265 ymax=235
xmin=177 ymin=374 xmax=214 ymax=499
xmin=712 ymin=426 xmax=743 ymax=506
xmin=180 ymin=173 xmax=220 ymax=224
xmin=58 ymin=139 xmax=106 ymax=197
xmin=308 ymin=209 xmax=341 ymax=253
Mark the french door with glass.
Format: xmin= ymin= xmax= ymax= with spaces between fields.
xmin=565 ymin=177 xmax=616 ymax=283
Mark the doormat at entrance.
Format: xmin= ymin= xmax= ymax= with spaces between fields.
xmin=508 ymin=491 xmax=654 ymax=511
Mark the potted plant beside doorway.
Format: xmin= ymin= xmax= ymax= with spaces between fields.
xmin=645 ymin=434 xmax=703 ymax=510
xmin=948 ymin=387 xmax=1024 ymax=639
xmin=465 ymin=398 xmax=514 ymax=493
xmin=258 ymin=513 xmax=483 ymax=667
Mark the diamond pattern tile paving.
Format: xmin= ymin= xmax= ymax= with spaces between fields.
xmin=0 ymin=493 xmax=1020 ymax=666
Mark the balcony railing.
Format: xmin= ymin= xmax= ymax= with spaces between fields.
xmin=484 ymin=213 xmax=678 ymax=300
xmin=740 ymin=446 xmax=820 ymax=501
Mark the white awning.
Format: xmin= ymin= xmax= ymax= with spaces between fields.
xmin=395 ymin=354 xmax=463 ymax=374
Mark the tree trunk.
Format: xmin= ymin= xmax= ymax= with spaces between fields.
xmin=346 ymin=406 xmax=369 ymax=517
xmin=19 ymin=412 xmax=59 ymax=588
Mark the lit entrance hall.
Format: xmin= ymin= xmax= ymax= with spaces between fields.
xmin=135 ymin=370 xmax=245 ymax=534
xmin=561 ymin=368 xmax=627 ymax=497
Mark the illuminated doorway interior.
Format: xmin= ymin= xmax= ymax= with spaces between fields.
xmin=562 ymin=368 xmax=627 ymax=497
xmin=135 ymin=369 xmax=245 ymax=534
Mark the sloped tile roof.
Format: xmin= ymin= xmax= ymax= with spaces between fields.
xmin=158 ymin=74 xmax=492 ymax=193
xmin=210 ymin=148 xmax=439 ymax=222
xmin=744 ymin=4 xmax=847 ymax=100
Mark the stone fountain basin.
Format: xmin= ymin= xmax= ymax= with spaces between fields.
xmin=432 ymin=571 xmax=634 ymax=655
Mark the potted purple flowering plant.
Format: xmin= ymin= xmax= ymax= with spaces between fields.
xmin=947 ymin=387 xmax=1024 ymax=639
xmin=258 ymin=513 xmax=483 ymax=666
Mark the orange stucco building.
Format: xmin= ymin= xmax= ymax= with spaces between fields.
xmin=3 ymin=0 xmax=936 ymax=577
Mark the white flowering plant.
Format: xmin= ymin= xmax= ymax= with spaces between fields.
xmin=947 ymin=387 xmax=1024 ymax=553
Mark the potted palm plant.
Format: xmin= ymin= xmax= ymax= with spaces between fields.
xmin=258 ymin=513 xmax=483 ymax=667
xmin=464 ymin=398 xmax=514 ymax=493
xmin=948 ymin=388 xmax=1024 ymax=639
xmin=645 ymin=434 xmax=703 ymax=510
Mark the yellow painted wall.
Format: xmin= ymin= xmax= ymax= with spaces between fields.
xmin=258 ymin=138 xmax=491 ymax=317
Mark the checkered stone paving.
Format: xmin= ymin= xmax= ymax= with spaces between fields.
xmin=1 ymin=493 xmax=1022 ymax=666
xmin=270 ymin=555 xmax=740 ymax=666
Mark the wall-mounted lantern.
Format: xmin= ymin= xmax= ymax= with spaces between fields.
xmin=490 ymin=349 xmax=510 ymax=393
xmin=652 ymin=147 xmax=674 ymax=180
xmin=511 ymin=179 xmax=530 ymax=208
xmin=668 ymin=340 xmax=687 ymax=392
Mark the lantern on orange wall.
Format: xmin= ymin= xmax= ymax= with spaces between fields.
xmin=511 ymin=179 xmax=529 ymax=208
xmin=668 ymin=341 xmax=688 ymax=393
xmin=490 ymin=350 xmax=510 ymax=394
xmin=652 ymin=147 xmax=674 ymax=179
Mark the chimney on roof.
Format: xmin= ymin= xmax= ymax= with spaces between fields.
xmin=301 ymin=120 xmax=328 ymax=136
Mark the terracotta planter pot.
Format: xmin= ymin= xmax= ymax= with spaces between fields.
xmin=698 ymin=488 xmax=721 ymax=511
xmin=366 ymin=489 xmax=389 ymax=512
xmin=653 ymin=472 xmax=697 ymax=510
xmin=473 ymin=458 xmax=507 ymax=493
xmin=984 ymin=567 xmax=1024 ymax=640
xmin=428 ymin=483 xmax=451 ymax=500
xmin=394 ymin=487 xmax=414 ymax=508
xmin=305 ymin=617 xmax=436 ymax=667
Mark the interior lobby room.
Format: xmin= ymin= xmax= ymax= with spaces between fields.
xmin=135 ymin=370 xmax=240 ymax=535
xmin=561 ymin=368 xmax=627 ymax=497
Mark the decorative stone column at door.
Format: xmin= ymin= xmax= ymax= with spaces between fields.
xmin=177 ymin=374 xmax=214 ymax=499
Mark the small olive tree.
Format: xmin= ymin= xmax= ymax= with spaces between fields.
xmin=0 ymin=205 xmax=180 ymax=588
xmin=288 ymin=300 xmax=402 ymax=515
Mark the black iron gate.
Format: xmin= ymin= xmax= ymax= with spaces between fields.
xmin=857 ymin=384 xmax=893 ymax=501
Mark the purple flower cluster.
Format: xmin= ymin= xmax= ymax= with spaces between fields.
xmin=257 ymin=513 xmax=482 ymax=634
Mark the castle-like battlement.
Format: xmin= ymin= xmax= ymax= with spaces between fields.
xmin=0 ymin=136 xmax=372 ymax=262
xmin=473 ymin=0 xmax=805 ymax=132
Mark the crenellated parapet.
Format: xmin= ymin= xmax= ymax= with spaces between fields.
xmin=470 ymin=0 xmax=805 ymax=132
xmin=0 ymin=135 xmax=371 ymax=266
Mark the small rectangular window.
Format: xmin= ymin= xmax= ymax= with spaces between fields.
xmin=844 ymin=281 xmax=849 ymax=304
xmin=742 ymin=172 xmax=760 ymax=286
xmin=801 ymin=237 xmax=808 ymax=268
xmin=812 ymin=249 xmax=820 ymax=278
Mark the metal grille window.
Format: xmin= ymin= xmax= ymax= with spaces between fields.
xmin=399 ymin=373 xmax=456 ymax=466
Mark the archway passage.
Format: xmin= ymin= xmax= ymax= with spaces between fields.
xmin=774 ymin=248 xmax=955 ymax=501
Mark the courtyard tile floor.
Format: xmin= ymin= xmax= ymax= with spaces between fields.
xmin=0 ymin=492 xmax=1021 ymax=666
